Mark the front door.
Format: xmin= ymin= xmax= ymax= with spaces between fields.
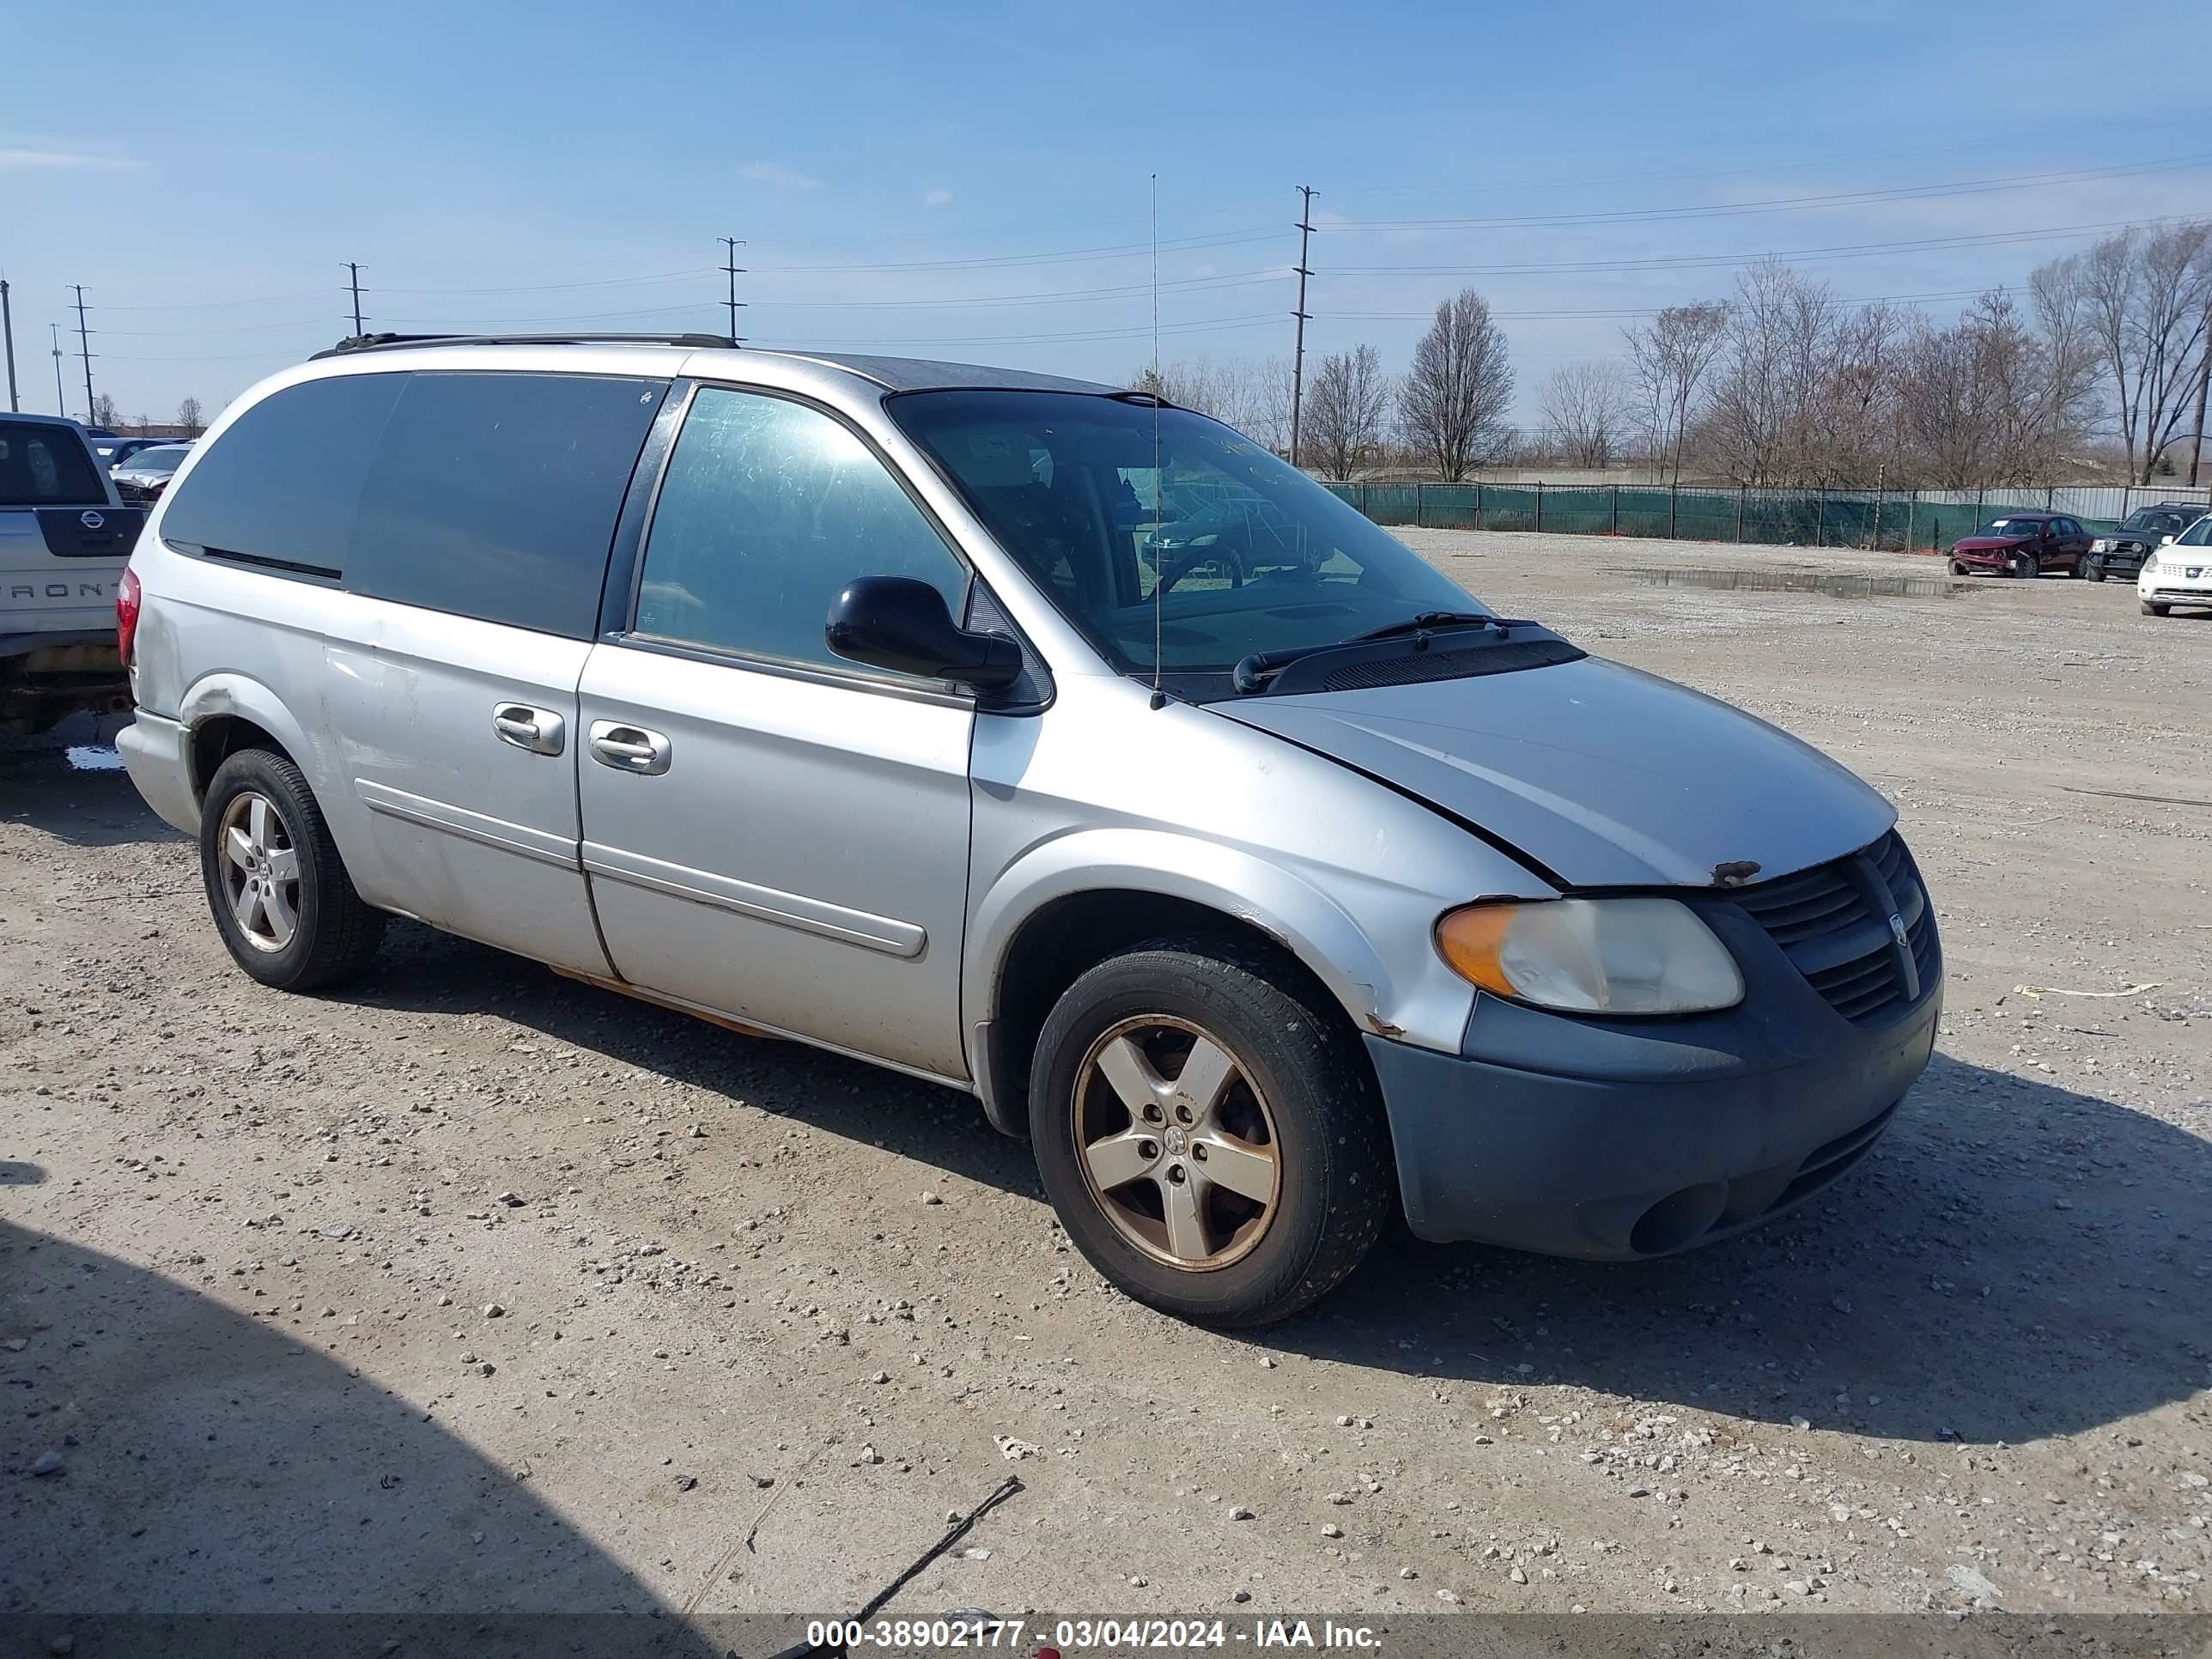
xmin=576 ymin=385 xmax=979 ymax=1079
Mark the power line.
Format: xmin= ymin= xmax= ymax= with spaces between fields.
xmin=1325 ymin=215 xmax=2198 ymax=278
xmin=1327 ymin=153 xmax=2212 ymax=232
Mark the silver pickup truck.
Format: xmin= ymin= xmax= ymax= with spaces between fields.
xmin=1 ymin=413 xmax=143 ymax=733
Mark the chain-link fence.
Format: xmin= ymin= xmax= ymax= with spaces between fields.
xmin=1322 ymin=480 xmax=2212 ymax=552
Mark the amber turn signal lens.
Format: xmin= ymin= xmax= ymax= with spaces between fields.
xmin=1434 ymin=902 xmax=1516 ymax=997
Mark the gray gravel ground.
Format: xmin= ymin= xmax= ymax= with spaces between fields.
xmin=2 ymin=529 xmax=2207 ymax=1628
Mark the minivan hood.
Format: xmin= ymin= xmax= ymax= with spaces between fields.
xmin=1215 ymin=656 xmax=1893 ymax=889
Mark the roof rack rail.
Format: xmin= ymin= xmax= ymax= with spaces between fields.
xmin=313 ymin=331 xmax=737 ymax=359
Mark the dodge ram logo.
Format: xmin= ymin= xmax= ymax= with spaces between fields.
xmin=1888 ymin=913 xmax=1908 ymax=948
xmin=80 ymin=510 xmax=106 ymax=530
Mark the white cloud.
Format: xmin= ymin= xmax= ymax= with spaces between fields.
xmin=738 ymin=161 xmax=821 ymax=191
xmin=923 ymin=187 xmax=952 ymax=208
xmin=0 ymin=148 xmax=137 ymax=171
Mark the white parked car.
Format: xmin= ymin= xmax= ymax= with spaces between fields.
xmin=2139 ymin=514 xmax=2212 ymax=617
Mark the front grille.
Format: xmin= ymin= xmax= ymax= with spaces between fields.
xmin=1729 ymin=830 xmax=1934 ymax=1024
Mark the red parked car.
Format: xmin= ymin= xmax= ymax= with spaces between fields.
xmin=1948 ymin=512 xmax=2094 ymax=579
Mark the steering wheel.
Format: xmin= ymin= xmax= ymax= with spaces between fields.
xmin=1156 ymin=540 xmax=1249 ymax=594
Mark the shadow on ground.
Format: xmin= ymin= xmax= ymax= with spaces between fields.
xmin=346 ymin=924 xmax=2210 ymax=1455
xmin=0 ymin=715 xmax=185 ymax=852
xmin=0 ymin=1201 xmax=720 ymax=1653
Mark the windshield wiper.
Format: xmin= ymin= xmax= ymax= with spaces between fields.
xmin=1341 ymin=610 xmax=1500 ymax=645
xmin=1231 ymin=613 xmax=1535 ymax=695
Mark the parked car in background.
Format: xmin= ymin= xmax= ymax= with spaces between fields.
xmin=111 ymin=443 xmax=194 ymax=504
xmin=0 ymin=413 xmax=143 ymax=732
xmin=1948 ymin=512 xmax=2094 ymax=578
xmin=92 ymin=435 xmax=176 ymax=469
xmin=2138 ymin=514 xmax=2212 ymax=617
xmin=117 ymin=337 xmax=1940 ymax=1328
xmin=2084 ymin=503 xmax=2202 ymax=582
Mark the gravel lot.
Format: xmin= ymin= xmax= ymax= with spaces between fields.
xmin=3 ymin=529 xmax=2208 ymax=1630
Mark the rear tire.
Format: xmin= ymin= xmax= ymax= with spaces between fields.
xmin=1029 ymin=937 xmax=1393 ymax=1328
xmin=199 ymin=749 xmax=385 ymax=991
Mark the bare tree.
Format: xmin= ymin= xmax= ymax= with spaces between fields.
xmin=90 ymin=392 xmax=118 ymax=428
xmin=2038 ymin=221 xmax=2212 ymax=482
xmin=1128 ymin=356 xmax=1294 ymax=450
xmin=1304 ymin=345 xmax=1392 ymax=477
xmin=177 ymin=396 xmax=205 ymax=435
xmin=1398 ymin=289 xmax=1514 ymax=480
xmin=1537 ymin=360 xmax=1631 ymax=468
xmin=1620 ymin=301 xmax=1727 ymax=482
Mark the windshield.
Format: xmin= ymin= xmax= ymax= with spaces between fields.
xmin=129 ymin=447 xmax=190 ymax=474
xmin=889 ymin=390 xmax=1481 ymax=681
xmin=0 ymin=422 xmax=106 ymax=507
xmin=2177 ymin=517 xmax=2212 ymax=548
xmin=2122 ymin=510 xmax=2191 ymax=537
xmin=1978 ymin=518 xmax=2046 ymax=537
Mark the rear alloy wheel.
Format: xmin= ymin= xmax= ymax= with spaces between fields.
xmin=2011 ymin=551 xmax=2039 ymax=580
xmin=1030 ymin=939 xmax=1392 ymax=1328
xmin=200 ymin=749 xmax=386 ymax=991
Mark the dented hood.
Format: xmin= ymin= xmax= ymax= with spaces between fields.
xmin=1216 ymin=655 xmax=1894 ymax=889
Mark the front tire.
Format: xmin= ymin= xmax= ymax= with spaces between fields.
xmin=2142 ymin=600 xmax=2170 ymax=617
xmin=199 ymin=749 xmax=385 ymax=991
xmin=1950 ymin=559 xmax=1971 ymax=576
xmin=2084 ymin=558 xmax=2106 ymax=582
xmin=1029 ymin=938 xmax=1393 ymax=1328
xmin=2011 ymin=551 xmax=2038 ymax=580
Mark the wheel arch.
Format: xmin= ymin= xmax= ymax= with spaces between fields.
xmin=178 ymin=673 xmax=318 ymax=804
xmin=965 ymin=834 xmax=1402 ymax=1137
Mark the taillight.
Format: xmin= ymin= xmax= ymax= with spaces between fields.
xmin=117 ymin=566 xmax=142 ymax=665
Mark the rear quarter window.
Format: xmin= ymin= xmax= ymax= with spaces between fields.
xmin=348 ymin=372 xmax=667 ymax=638
xmin=159 ymin=372 xmax=406 ymax=574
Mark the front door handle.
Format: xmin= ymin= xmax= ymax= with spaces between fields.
xmin=588 ymin=720 xmax=672 ymax=775
xmin=493 ymin=703 xmax=566 ymax=756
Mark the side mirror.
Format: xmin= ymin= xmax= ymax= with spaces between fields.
xmin=826 ymin=576 xmax=1024 ymax=691
xmin=2160 ymin=534 xmax=2177 ymax=546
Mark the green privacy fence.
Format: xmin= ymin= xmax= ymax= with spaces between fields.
xmin=1322 ymin=481 xmax=2137 ymax=553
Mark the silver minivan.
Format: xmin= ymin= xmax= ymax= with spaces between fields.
xmin=117 ymin=337 xmax=1940 ymax=1327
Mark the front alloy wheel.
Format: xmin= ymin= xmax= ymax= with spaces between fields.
xmin=1029 ymin=938 xmax=1392 ymax=1328
xmin=1073 ymin=1016 xmax=1281 ymax=1269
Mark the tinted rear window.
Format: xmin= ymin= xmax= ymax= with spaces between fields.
xmin=0 ymin=422 xmax=105 ymax=507
xmin=160 ymin=372 xmax=405 ymax=573
xmin=348 ymin=372 xmax=666 ymax=638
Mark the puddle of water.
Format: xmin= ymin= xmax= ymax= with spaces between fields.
xmin=1625 ymin=566 xmax=1964 ymax=599
xmin=64 ymin=745 xmax=127 ymax=771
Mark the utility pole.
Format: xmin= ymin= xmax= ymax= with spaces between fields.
xmin=1287 ymin=186 xmax=1316 ymax=471
xmin=1 ymin=278 xmax=17 ymax=412
xmin=2190 ymin=296 xmax=2211 ymax=489
xmin=720 ymin=237 xmax=746 ymax=346
xmin=345 ymin=263 xmax=366 ymax=337
xmin=50 ymin=324 xmax=64 ymax=416
xmin=72 ymin=285 xmax=94 ymax=424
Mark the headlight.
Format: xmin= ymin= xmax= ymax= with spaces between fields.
xmin=1435 ymin=896 xmax=1744 ymax=1015
xmin=2091 ymin=539 xmax=2109 ymax=552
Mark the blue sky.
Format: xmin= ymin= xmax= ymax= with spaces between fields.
xmin=3 ymin=0 xmax=2208 ymax=424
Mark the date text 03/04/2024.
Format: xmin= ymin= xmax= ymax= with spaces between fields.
xmin=799 ymin=1617 xmax=1384 ymax=1651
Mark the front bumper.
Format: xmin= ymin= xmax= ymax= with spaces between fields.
xmin=117 ymin=708 xmax=201 ymax=836
xmin=1366 ymin=901 xmax=1942 ymax=1260
xmin=1950 ymin=549 xmax=2019 ymax=571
